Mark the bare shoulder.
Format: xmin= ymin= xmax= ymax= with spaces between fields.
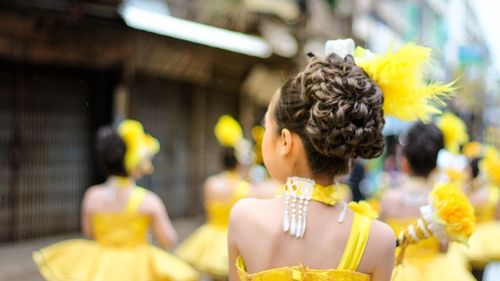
xmin=370 ymin=220 xmax=396 ymax=243
xmin=141 ymin=190 xmax=165 ymax=212
xmin=229 ymin=198 xmax=276 ymax=231
xmin=230 ymin=198 xmax=262 ymax=223
xmin=204 ymin=175 xmax=224 ymax=194
xmin=205 ymin=174 xmax=223 ymax=187
xmin=81 ymin=184 xmax=107 ymax=211
xmin=366 ymin=219 xmax=396 ymax=257
xmin=83 ymin=184 xmax=106 ymax=201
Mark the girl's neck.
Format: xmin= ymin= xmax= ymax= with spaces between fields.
xmin=287 ymin=172 xmax=334 ymax=186
xmin=108 ymin=176 xmax=135 ymax=189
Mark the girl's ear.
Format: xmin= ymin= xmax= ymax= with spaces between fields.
xmin=279 ymin=128 xmax=293 ymax=157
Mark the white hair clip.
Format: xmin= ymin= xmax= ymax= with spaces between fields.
xmin=324 ymin=38 xmax=355 ymax=58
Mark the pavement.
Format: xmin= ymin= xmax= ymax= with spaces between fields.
xmin=0 ymin=216 xmax=204 ymax=281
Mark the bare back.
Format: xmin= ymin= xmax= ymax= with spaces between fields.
xmin=204 ymin=172 xmax=243 ymax=203
xmin=381 ymin=178 xmax=432 ymax=219
xmin=229 ymin=197 xmax=395 ymax=281
xmin=81 ymin=182 xmax=178 ymax=248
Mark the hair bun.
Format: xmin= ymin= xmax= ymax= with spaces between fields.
xmin=302 ymin=53 xmax=385 ymax=159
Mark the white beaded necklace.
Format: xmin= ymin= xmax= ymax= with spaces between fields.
xmin=282 ymin=177 xmax=348 ymax=239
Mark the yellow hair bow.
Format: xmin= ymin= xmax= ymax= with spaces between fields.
xmin=118 ymin=119 xmax=160 ymax=173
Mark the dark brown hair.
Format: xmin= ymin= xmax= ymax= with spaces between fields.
xmin=96 ymin=126 xmax=128 ymax=177
xmin=272 ymin=53 xmax=385 ymax=177
xmin=403 ymin=122 xmax=444 ymax=177
xmin=222 ymin=147 xmax=238 ymax=170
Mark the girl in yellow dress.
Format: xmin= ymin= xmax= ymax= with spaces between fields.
xmin=380 ymin=122 xmax=476 ymax=281
xmin=464 ymin=147 xmax=500 ymax=276
xmin=33 ymin=120 xmax=199 ymax=281
xmin=176 ymin=145 xmax=250 ymax=279
xmin=228 ymin=38 xmax=461 ymax=281
xmin=228 ymin=40 xmax=398 ymax=281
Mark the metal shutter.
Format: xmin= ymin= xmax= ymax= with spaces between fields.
xmin=130 ymin=75 xmax=191 ymax=218
xmin=0 ymin=63 xmax=13 ymax=241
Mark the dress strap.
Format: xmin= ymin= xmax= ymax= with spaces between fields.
xmin=337 ymin=212 xmax=372 ymax=271
xmin=232 ymin=180 xmax=250 ymax=201
xmin=488 ymin=185 xmax=500 ymax=205
xmin=125 ymin=187 xmax=147 ymax=213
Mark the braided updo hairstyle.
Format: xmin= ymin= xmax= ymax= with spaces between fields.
xmin=273 ymin=53 xmax=385 ymax=177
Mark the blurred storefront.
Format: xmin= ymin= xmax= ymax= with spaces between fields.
xmin=0 ymin=0 xmax=297 ymax=241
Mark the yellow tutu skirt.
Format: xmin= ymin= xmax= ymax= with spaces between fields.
xmin=33 ymin=239 xmax=199 ymax=281
xmin=391 ymin=247 xmax=476 ymax=281
xmin=392 ymin=240 xmax=476 ymax=281
xmin=467 ymin=222 xmax=500 ymax=269
xmin=392 ymin=252 xmax=476 ymax=281
xmin=176 ymin=224 xmax=228 ymax=277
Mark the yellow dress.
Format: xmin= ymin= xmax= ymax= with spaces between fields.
xmin=466 ymin=185 xmax=500 ymax=269
xmin=386 ymin=217 xmax=476 ymax=281
xmin=33 ymin=187 xmax=199 ymax=281
xmin=237 ymin=212 xmax=373 ymax=281
xmin=176 ymin=180 xmax=250 ymax=277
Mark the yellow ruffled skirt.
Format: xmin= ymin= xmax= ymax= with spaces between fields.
xmin=176 ymin=224 xmax=228 ymax=277
xmin=392 ymin=250 xmax=476 ymax=281
xmin=33 ymin=239 xmax=199 ymax=281
xmin=467 ymin=222 xmax=500 ymax=269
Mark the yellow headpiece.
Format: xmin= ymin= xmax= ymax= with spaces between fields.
xmin=462 ymin=141 xmax=482 ymax=159
xmin=352 ymin=43 xmax=455 ymax=122
xmin=251 ymin=125 xmax=265 ymax=165
xmin=117 ymin=119 xmax=160 ymax=173
xmin=214 ymin=115 xmax=243 ymax=148
xmin=437 ymin=112 xmax=469 ymax=154
xmin=481 ymin=146 xmax=500 ymax=186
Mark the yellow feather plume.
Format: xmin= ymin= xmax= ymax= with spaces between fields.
xmin=438 ymin=112 xmax=469 ymax=154
xmin=214 ymin=115 xmax=243 ymax=148
xmin=354 ymin=44 xmax=455 ymax=122
xmin=118 ymin=119 xmax=160 ymax=173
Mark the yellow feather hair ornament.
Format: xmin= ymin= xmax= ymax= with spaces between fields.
xmin=462 ymin=141 xmax=482 ymax=159
xmin=118 ymin=119 xmax=160 ymax=173
xmin=354 ymin=44 xmax=456 ymax=122
xmin=438 ymin=112 xmax=469 ymax=154
xmin=214 ymin=115 xmax=243 ymax=148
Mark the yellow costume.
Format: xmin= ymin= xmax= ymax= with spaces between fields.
xmin=176 ymin=179 xmax=250 ymax=277
xmin=387 ymin=217 xmax=475 ymax=281
xmin=237 ymin=210 xmax=373 ymax=280
xmin=33 ymin=187 xmax=199 ymax=281
xmin=466 ymin=185 xmax=500 ymax=269
xmin=236 ymin=179 xmax=379 ymax=281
